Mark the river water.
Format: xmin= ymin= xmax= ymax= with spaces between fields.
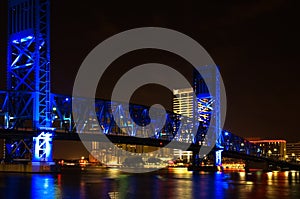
xmin=0 ymin=168 xmax=300 ymax=199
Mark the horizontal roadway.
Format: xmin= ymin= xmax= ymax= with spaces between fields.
xmin=0 ymin=128 xmax=201 ymax=151
xmin=1 ymin=128 xmax=300 ymax=170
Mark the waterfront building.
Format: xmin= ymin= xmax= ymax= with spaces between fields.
xmin=247 ymin=138 xmax=286 ymax=160
xmin=286 ymin=141 xmax=300 ymax=163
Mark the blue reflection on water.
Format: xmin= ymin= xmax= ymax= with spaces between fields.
xmin=31 ymin=174 xmax=58 ymax=199
xmin=191 ymin=172 xmax=228 ymax=199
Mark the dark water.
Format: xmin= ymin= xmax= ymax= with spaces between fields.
xmin=0 ymin=168 xmax=300 ymax=199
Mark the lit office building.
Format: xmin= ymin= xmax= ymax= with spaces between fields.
xmin=173 ymin=88 xmax=195 ymax=119
xmin=286 ymin=142 xmax=300 ymax=162
xmin=172 ymin=88 xmax=196 ymax=163
xmin=173 ymin=87 xmax=197 ymax=143
xmin=248 ymin=139 xmax=286 ymax=160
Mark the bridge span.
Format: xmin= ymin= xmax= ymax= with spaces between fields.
xmin=2 ymin=127 xmax=299 ymax=171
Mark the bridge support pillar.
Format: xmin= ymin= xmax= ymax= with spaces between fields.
xmin=188 ymin=147 xmax=224 ymax=172
xmin=214 ymin=149 xmax=223 ymax=166
xmin=191 ymin=147 xmax=201 ymax=167
xmin=32 ymin=128 xmax=54 ymax=162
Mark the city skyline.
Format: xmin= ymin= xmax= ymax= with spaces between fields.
xmin=0 ymin=0 xmax=299 ymax=141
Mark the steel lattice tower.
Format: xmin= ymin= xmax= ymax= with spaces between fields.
xmin=193 ymin=66 xmax=222 ymax=166
xmin=7 ymin=0 xmax=51 ymax=129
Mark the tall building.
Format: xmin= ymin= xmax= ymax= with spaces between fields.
xmin=248 ymin=139 xmax=287 ymax=160
xmin=173 ymin=88 xmax=195 ymax=119
xmin=286 ymin=142 xmax=300 ymax=162
xmin=173 ymin=88 xmax=197 ymax=143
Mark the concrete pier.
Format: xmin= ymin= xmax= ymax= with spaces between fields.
xmin=0 ymin=162 xmax=60 ymax=173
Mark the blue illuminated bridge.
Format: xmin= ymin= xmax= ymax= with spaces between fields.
xmin=0 ymin=0 xmax=299 ymax=172
xmin=1 ymin=93 xmax=298 ymax=171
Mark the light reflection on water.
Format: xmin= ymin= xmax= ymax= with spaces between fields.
xmin=0 ymin=168 xmax=300 ymax=199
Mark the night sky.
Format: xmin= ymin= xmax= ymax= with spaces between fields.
xmin=1 ymin=0 xmax=299 ymax=141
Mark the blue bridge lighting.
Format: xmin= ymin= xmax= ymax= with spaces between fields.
xmin=0 ymin=0 xmax=265 ymax=168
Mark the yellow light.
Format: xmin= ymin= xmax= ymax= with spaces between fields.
xmin=239 ymin=172 xmax=246 ymax=179
xmin=172 ymin=167 xmax=188 ymax=174
xmin=267 ymin=172 xmax=272 ymax=179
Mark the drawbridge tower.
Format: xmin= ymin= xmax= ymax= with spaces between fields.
xmin=193 ymin=66 xmax=223 ymax=167
xmin=7 ymin=0 xmax=51 ymax=129
xmin=5 ymin=0 xmax=53 ymax=163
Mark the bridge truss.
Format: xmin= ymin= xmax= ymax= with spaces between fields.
xmin=7 ymin=0 xmax=51 ymax=129
xmin=1 ymin=91 xmax=261 ymax=160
